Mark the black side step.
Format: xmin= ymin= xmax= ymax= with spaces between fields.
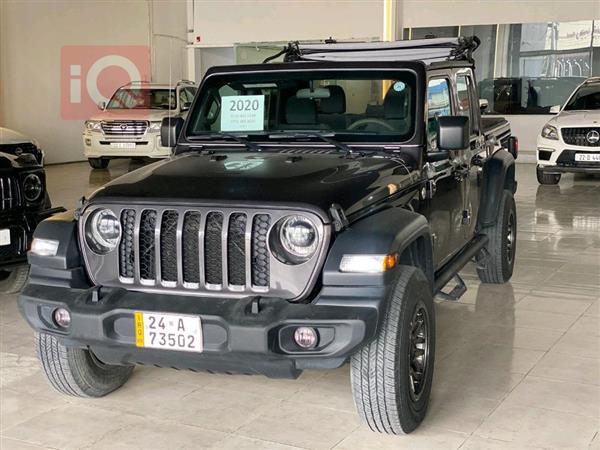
xmin=436 ymin=274 xmax=466 ymax=301
xmin=433 ymin=234 xmax=489 ymax=294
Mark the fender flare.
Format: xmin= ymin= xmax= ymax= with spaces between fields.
xmin=477 ymin=149 xmax=516 ymax=229
xmin=322 ymin=207 xmax=433 ymax=287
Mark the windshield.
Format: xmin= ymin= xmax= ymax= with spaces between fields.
xmin=564 ymin=83 xmax=600 ymax=111
xmin=187 ymin=70 xmax=416 ymax=142
xmin=107 ymin=88 xmax=176 ymax=110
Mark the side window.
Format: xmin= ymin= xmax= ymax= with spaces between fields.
xmin=456 ymin=75 xmax=476 ymax=133
xmin=427 ymin=78 xmax=452 ymax=148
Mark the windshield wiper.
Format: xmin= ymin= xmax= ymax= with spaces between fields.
xmin=268 ymin=131 xmax=353 ymax=155
xmin=187 ymin=133 xmax=262 ymax=151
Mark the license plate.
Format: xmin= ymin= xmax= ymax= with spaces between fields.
xmin=575 ymin=153 xmax=600 ymax=162
xmin=0 ymin=229 xmax=10 ymax=246
xmin=110 ymin=142 xmax=136 ymax=149
xmin=134 ymin=311 xmax=203 ymax=353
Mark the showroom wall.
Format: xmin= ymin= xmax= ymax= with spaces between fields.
xmin=0 ymin=0 xmax=187 ymax=164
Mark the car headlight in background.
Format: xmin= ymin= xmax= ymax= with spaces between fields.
xmin=85 ymin=208 xmax=121 ymax=254
xmin=148 ymin=121 xmax=162 ymax=132
xmin=271 ymin=215 xmax=319 ymax=264
xmin=85 ymin=120 xmax=102 ymax=132
xmin=23 ymin=173 xmax=43 ymax=202
xmin=541 ymin=124 xmax=559 ymax=140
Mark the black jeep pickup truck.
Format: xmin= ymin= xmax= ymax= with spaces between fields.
xmin=19 ymin=37 xmax=517 ymax=434
xmin=0 ymin=151 xmax=62 ymax=293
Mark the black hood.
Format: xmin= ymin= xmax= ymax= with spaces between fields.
xmin=91 ymin=151 xmax=418 ymax=216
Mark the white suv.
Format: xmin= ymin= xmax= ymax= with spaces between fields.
xmin=537 ymin=77 xmax=600 ymax=184
xmin=83 ymin=81 xmax=197 ymax=169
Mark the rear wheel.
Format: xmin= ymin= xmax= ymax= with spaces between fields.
xmin=477 ymin=190 xmax=516 ymax=283
xmin=350 ymin=266 xmax=435 ymax=434
xmin=536 ymin=165 xmax=560 ymax=185
xmin=88 ymin=158 xmax=109 ymax=169
xmin=35 ymin=332 xmax=133 ymax=397
xmin=0 ymin=264 xmax=29 ymax=294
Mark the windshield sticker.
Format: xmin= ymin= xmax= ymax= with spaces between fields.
xmin=393 ymin=81 xmax=406 ymax=92
xmin=221 ymin=95 xmax=265 ymax=131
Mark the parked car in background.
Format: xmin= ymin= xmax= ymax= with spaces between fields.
xmin=83 ymin=80 xmax=197 ymax=169
xmin=0 ymin=151 xmax=63 ymax=294
xmin=0 ymin=127 xmax=45 ymax=165
xmin=537 ymin=77 xmax=600 ymax=184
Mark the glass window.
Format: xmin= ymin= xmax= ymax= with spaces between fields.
xmin=187 ymin=71 xmax=417 ymax=142
xmin=427 ymin=78 xmax=452 ymax=147
xmin=107 ymin=88 xmax=175 ymax=110
xmin=564 ymin=82 xmax=600 ymax=110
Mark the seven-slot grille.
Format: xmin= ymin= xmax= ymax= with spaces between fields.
xmin=561 ymin=127 xmax=600 ymax=147
xmin=0 ymin=176 xmax=21 ymax=211
xmin=101 ymin=120 xmax=148 ymax=136
xmin=118 ymin=208 xmax=272 ymax=291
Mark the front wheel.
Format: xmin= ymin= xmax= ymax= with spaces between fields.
xmin=536 ymin=166 xmax=561 ymax=185
xmin=35 ymin=332 xmax=133 ymax=397
xmin=88 ymin=158 xmax=109 ymax=169
xmin=0 ymin=264 xmax=30 ymax=294
xmin=350 ymin=266 xmax=435 ymax=434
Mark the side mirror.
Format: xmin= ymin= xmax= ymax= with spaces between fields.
xmin=479 ymin=99 xmax=489 ymax=112
xmin=98 ymin=101 xmax=106 ymax=110
xmin=437 ymin=116 xmax=469 ymax=151
xmin=180 ymin=101 xmax=192 ymax=112
xmin=161 ymin=116 xmax=184 ymax=148
xmin=549 ymin=105 xmax=561 ymax=114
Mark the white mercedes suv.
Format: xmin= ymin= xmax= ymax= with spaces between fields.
xmin=83 ymin=81 xmax=197 ymax=169
xmin=537 ymin=77 xmax=600 ymax=184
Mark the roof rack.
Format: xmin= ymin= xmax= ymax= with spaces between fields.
xmin=263 ymin=36 xmax=480 ymax=65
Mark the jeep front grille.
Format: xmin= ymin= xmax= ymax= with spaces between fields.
xmin=561 ymin=127 xmax=600 ymax=147
xmin=101 ymin=120 xmax=148 ymax=136
xmin=81 ymin=204 xmax=328 ymax=300
xmin=0 ymin=176 xmax=21 ymax=211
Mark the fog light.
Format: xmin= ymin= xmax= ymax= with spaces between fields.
xmin=53 ymin=308 xmax=71 ymax=328
xmin=85 ymin=138 xmax=91 ymax=146
xmin=293 ymin=327 xmax=318 ymax=349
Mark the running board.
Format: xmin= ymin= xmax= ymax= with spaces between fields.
xmin=433 ymin=234 xmax=489 ymax=295
xmin=436 ymin=274 xmax=466 ymax=301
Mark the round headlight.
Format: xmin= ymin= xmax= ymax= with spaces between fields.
xmin=23 ymin=173 xmax=43 ymax=202
xmin=85 ymin=208 xmax=121 ymax=254
xmin=279 ymin=215 xmax=318 ymax=260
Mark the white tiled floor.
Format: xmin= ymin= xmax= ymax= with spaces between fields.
xmin=1 ymin=161 xmax=599 ymax=449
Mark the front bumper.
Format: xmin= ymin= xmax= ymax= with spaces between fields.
xmin=18 ymin=283 xmax=380 ymax=379
xmin=537 ymin=136 xmax=600 ymax=173
xmin=0 ymin=207 xmax=65 ymax=269
xmin=83 ymin=132 xmax=171 ymax=159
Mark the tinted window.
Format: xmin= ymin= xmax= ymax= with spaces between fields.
xmin=107 ymin=89 xmax=175 ymax=110
xmin=564 ymin=83 xmax=600 ymax=110
xmin=187 ymin=70 xmax=417 ymax=143
xmin=427 ymin=78 xmax=452 ymax=147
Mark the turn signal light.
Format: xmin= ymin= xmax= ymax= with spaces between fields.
xmin=339 ymin=253 xmax=398 ymax=273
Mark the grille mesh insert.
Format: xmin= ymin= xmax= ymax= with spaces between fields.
xmin=252 ymin=214 xmax=271 ymax=287
xmin=182 ymin=212 xmax=201 ymax=284
xmin=204 ymin=212 xmax=223 ymax=285
xmin=119 ymin=209 xmax=136 ymax=278
xmin=227 ymin=213 xmax=247 ymax=286
xmin=139 ymin=210 xmax=156 ymax=280
xmin=160 ymin=210 xmax=179 ymax=282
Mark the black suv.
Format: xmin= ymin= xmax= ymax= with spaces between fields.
xmin=0 ymin=152 xmax=61 ymax=293
xmin=19 ymin=37 xmax=517 ymax=434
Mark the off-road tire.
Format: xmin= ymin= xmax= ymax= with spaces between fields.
xmin=350 ymin=266 xmax=435 ymax=434
xmin=35 ymin=332 xmax=133 ymax=397
xmin=88 ymin=158 xmax=109 ymax=169
xmin=0 ymin=264 xmax=30 ymax=294
xmin=536 ymin=166 xmax=560 ymax=185
xmin=477 ymin=190 xmax=516 ymax=283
